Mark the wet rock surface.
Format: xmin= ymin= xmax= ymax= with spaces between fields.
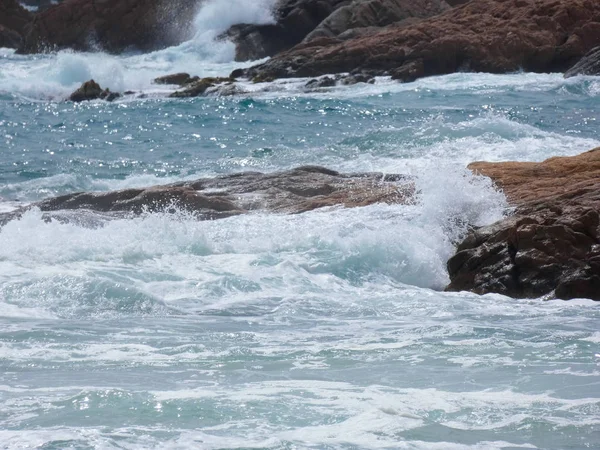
xmin=0 ymin=0 xmax=32 ymax=48
xmin=565 ymin=46 xmax=600 ymax=78
xmin=17 ymin=0 xmax=198 ymax=54
xmin=225 ymin=0 xmax=449 ymax=62
xmin=69 ymin=80 xmax=120 ymax=102
xmin=446 ymin=148 xmax=600 ymax=300
xmin=243 ymin=0 xmax=600 ymax=82
xmin=0 ymin=166 xmax=414 ymax=226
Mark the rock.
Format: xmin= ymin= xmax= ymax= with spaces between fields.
xmin=18 ymin=0 xmax=198 ymax=54
xmin=69 ymin=80 xmax=120 ymax=102
xmin=565 ymin=46 xmax=600 ymax=77
xmin=169 ymin=77 xmax=234 ymax=98
xmin=305 ymin=76 xmax=337 ymax=88
xmin=1 ymin=166 xmax=414 ymax=225
xmin=446 ymin=148 xmax=600 ymax=300
xmin=223 ymin=0 xmax=351 ymax=61
xmin=244 ymin=0 xmax=600 ymax=82
xmin=153 ymin=73 xmax=199 ymax=86
xmin=340 ymin=72 xmax=375 ymax=84
xmin=304 ymin=0 xmax=450 ymax=42
xmin=0 ymin=0 xmax=32 ymax=49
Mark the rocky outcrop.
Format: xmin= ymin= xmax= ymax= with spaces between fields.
xmin=242 ymin=0 xmax=600 ymax=81
xmin=226 ymin=0 xmax=450 ymax=61
xmin=564 ymin=46 xmax=600 ymax=77
xmin=69 ymin=80 xmax=120 ymax=102
xmin=225 ymin=0 xmax=350 ymax=61
xmin=18 ymin=0 xmax=198 ymax=54
xmin=304 ymin=0 xmax=450 ymax=42
xmin=0 ymin=0 xmax=32 ymax=48
xmin=0 ymin=166 xmax=414 ymax=226
xmin=446 ymin=148 xmax=600 ymax=300
xmin=168 ymin=77 xmax=235 ymax=98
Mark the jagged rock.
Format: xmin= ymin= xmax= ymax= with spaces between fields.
xmin=169 ymin=77 xmax=234 ymax=98
xmin=153 ymin=73 xmax=199 ymax=86
xmin=69 ymin=80 xmax=120 ymax=102
xmin=0 ymin=166 xmax=414 ymax=225
xmin=18 ymin=0 xmax=198 ymax=54
xmin=224 ymin=0 xmax=350 ymax=61
xmin=564 ymin=46 xmax=600 ymax=77
xmin=304 ymin=0 xmax=450 ymax=42
xmin=446 ymin=148 xmax=600 ymax=300
xmin=243 ymin=0 xmax=600 ymax=82
xmin=0 ymin=0 xmax=32 ymax=49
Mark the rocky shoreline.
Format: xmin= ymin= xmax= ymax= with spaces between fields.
xmin=2 ymin=149 xmax=599 ymax=301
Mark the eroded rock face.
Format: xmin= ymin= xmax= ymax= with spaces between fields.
xmin=446 ymin=148 xmax=600 ymax=300
xmin=304 ymin=0 xmax=450 ymax=42
xmin=18 ymin=0 xmax=198 ymax=54
xmin=225 ymin=0 xmax=350 ymax=61
xmin=0 ymin=0 xmax=32 ymax=48
xmin=243 ymin=0 xmax=600 ymax=81
xmin=0 ymin=166 xmax=414 ymax=226
xmin=565 ymin=46 xmax=600 ymax=77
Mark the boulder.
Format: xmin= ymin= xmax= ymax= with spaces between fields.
xmin=169 ymin=77 xmax=234 ymax=98
xmin=153 ymin=73 xmax=199 ymax=86
xmin=446 ymin=148 xmax=600 ymax=300
xmin=564 ymin=46 xmax=600 ymax=77
xmin=69 ymin=80 xmax=120 ymax=102
xmin=18 ymin=0 xmax=199 ymax=54
xmin=0 ymin=166 xmax=414 ymax=225
xmin=304 ymin=0 xmax=450 ymax=41
xmin=224 ymin=0 xmax=350 ymax=61
xmin=0 ymin=0 xmax=32 ymax=48
xmin=243 ymin=0 xmax=600 ymax=82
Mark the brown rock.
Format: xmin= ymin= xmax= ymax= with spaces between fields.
xmin=0 ymin=166 xmax=414 ymax=225
xmin=69 ymin=80 xmax=120 ymax=102
xmin=18 ymin=0 xmax=198 ymax=54
xmin=153 ymin=73 xmax=199 ymax=86
xmin=0 ymin=0 xmax=32 ymax=49
xmin=446 ymin=148 xmax=600 ymax=300
xmin=169 ymin=77 xmax=234 ymax=98
xmin=244 ymin=0 xmax=600 ymax=81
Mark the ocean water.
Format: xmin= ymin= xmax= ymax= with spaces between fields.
xmin=1 ymin=1 xmax=600 ymax=448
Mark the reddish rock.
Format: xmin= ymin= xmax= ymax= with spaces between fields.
xmin=18 ymin=0 xmax=198 ymax=54
xmin=243 ymin=0 xmax=600 ymax=81
xmin=69 ymin=80 xmax=120 ymax=102
xmin=446 ymin=148 xmax=600 ymax=300
xmin=0 ymin=0 xmax=32 ymax=48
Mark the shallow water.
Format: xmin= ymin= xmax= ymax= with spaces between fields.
xmin=1 ymin=2 xmax=600 ymax=447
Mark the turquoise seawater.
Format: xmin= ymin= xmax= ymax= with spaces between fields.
xmin=1 ymin=37 xmax=600 ymax=449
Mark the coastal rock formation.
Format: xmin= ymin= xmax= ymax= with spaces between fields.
xmin=0 ymin=0 xmax=32 ymax=48
xmin=446 ymin=148 xmax=600 ymax=300
xmin=18 ymin=0 xmax=198 ymax=54
xmin=69 ymin=80 xmax=120 ymax=102
xmin=225 ymin=0 xmax=350 ymax=61
xmin=243 ymin=0 xmax=600 ymax=81
xmin=225 ymin=0 xmax=450 ymax=61
xmin=0 ymin=166 xmax=413 ymax=226
xmin=304 ymin=0 xmax=450 ymax=42
xmin=564 ymin=46 xmax=600 ymax=77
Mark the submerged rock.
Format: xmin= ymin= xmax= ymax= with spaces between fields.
xmin=69 ymin=80 xmax=120 ymax=102
xmin=446 ymin=148 xmax=600 ymax=301
xmin=153 ymin=73 xmax=199 ymax=86
xmin=0 ymin=166 xmax=414 ymax=225
xmin=244 ymin=0 xmax=600 ymax=82
xmin=169 ymin=77 xmax=235 ymax=98
xmin=564 ymin=46 xmax=600 ymax=78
